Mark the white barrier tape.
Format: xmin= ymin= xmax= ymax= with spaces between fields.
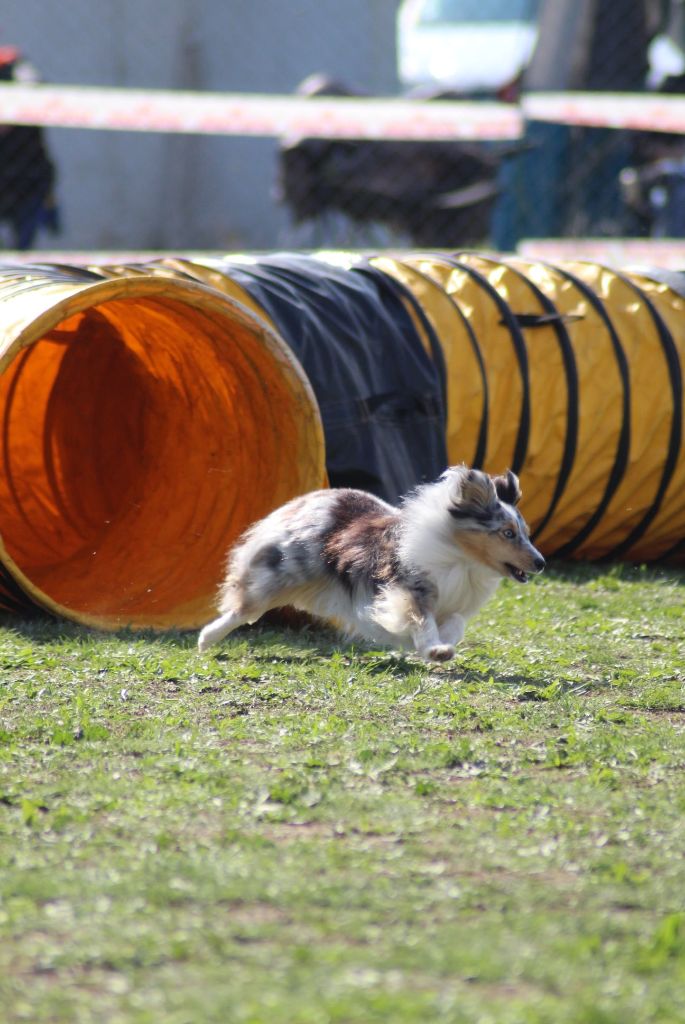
xmin=0 ymin=83 xmax=523 ymax=141
xmin=519 ymin=238 xmax=685 ymax=269
xmin=2 ymin=84 xmax=684 ymax=141
xmin=522 ymin=92 xmax=685 ymax=134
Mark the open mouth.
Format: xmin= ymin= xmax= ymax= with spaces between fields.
xmin=505 ymin=563 xmax=529 ymax=584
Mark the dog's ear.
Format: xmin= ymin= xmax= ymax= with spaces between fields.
xmin=448 ymin=468 xmax=498 ymax=523
xmin=493 ymin=470 xmax=521 ymax=507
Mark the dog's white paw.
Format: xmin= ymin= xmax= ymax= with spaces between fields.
xmin=425 ymin=644 xmax=455 ymax=662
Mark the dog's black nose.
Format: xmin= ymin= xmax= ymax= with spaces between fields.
xmin=534 ymin=555 xmax=546 ymax=572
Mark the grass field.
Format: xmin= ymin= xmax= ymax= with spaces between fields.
xmin=0 ymin=561 xmax=684 ymax=1023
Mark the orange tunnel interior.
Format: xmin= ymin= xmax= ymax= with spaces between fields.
xmin=0 ymin=283 xmax=324 ymax=629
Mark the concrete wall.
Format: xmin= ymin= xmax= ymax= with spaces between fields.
xmin=2 ymin=0 xmax=400 ymax=250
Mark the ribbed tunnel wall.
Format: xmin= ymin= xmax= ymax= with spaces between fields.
xmin=0 ymin=253 xmax=681 ymax=630
xmin=392 ymin=254 xmax=685 ymax=564
xmin=368 ymin=253 xmax=684 ymax=563
xmin=0 ymin=265 xmax=324 ymax=628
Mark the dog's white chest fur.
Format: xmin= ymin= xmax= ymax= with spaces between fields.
xmin=398 ymin=515 xmax=500 ymax=623
xmin=432 ymin=562 xmax=500 ymax=622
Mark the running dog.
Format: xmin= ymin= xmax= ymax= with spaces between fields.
xmin=198 ymin=466 xmax=545 ymax=661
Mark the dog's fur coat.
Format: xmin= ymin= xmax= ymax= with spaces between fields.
xmin=198 ymin=466 xmax=545 ymax=661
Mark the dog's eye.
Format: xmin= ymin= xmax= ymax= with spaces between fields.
xmin=502 ymin=528 xmax=516 ymax=539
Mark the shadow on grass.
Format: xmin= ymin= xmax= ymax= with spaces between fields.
xmin=0 ymin=613 xmax=196 ymax=648
xmin=2 ymin=559 xmax=682 ymax=656
xmin=0 ymin=609 xmax=423 ymax=677
xmin=455 ymin=664 xmax=593 ymax=702
xmin=0 ymin=612 xmax=331 ymax=653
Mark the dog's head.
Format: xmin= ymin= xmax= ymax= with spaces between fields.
xmin=442 ymin=466 xmax=545 ymax=583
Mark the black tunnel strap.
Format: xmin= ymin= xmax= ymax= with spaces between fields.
xmin=361 ymin=257 xmax=489 ymax=469
xmin=353 ymin=261 xmax=448 ymax=430
xmin=497 ymin=259 xmax=580 ymax=541
xmin=506 ymin=312 xmax=585 ymax=328
xmin=457 ymin=298 xmax=489 ymax=470
xmin=605 ymin=272 xmax=682 ymax=561
xmin=546 ymin=265 xmax=631 ymax=560
xmin=441 ymin=255 xmax=531 ymax=476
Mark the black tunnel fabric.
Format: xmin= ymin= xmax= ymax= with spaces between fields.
xmin=354 ymin=258 xmax=449 ymax=415
xmin=369 ymin=254 xmax=489 ymax=470
xmin=217 ymin=254 xmax=448 ymax=503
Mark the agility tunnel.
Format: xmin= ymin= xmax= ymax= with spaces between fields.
xmin=0 ymin=252 xmax=682 ymax=631
xmin=138 ymin=251 xmax=683 ymax=566
xmin=0 ymin=263 xmax=324 ymax=629
xmin=371 ymin=254 xmax=685 ymax=565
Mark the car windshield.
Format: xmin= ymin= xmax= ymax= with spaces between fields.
xmin=418 ymin=0 xmax=540 ymax=24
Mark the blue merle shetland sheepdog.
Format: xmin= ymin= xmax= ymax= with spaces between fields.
xmin=198 ymin=466 xmax=545 ymax=662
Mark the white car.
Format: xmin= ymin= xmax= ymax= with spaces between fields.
xmin=397 ymin=0 xmax=541 ymax=96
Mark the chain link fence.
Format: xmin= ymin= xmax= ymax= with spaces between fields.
xmin=0 ymin=0 xmax=684 ymax=252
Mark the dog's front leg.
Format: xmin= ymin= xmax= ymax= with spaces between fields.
xmin=411 ymin=614 xmax=455 ymax=662
xmin=438 ymin=612 xmax=466 ymax=648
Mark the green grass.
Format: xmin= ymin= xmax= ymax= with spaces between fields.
xmin=0 ymin=562 xmax=684 ymax=1023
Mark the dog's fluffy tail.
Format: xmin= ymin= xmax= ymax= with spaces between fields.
xmin=197 ymin=610 xmax=242 ymax=652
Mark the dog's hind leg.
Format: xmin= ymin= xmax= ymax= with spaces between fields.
xmin=198 ymin=609 xmax=244 ymax=652
xmin=198 ymin=546 xmax=288 ymax=653
xmin=197 ymin=597 xmax=267 ymax=653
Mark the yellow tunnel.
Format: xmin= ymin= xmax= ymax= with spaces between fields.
xmin=375 ymin=253 xmax=684 ymax=565
xmin=0 ymin=265 xmax=324 ymax=629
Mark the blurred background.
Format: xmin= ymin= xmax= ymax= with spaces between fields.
xmin=0 ymin=0 xmax=684 ymax=253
